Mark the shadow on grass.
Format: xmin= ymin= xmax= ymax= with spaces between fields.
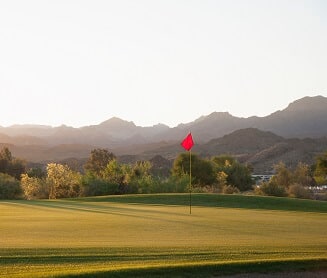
xmin=55 ymin=258 xmax=327 ymax=278
xmin=5 ymin=199 xmax=191 ymax=225
xmin=4 ymin=194 xmax=327 ymax=214
xmin=74 ymin=194 xmax=327 ymax=213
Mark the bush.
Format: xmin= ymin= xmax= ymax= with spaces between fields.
xmin=222 ymin=184 xmax=240 ymax=194
xmin=288 ymin=184 xmax=311 ymax=199
xmin=0 ymin=173 xmax=21 ymax=199
xmin=82 ymin=175 xmax=119 ymax=196
xmin=313 ymin=193 xmax=327 ymax=201
xmin=21 ymin=174 xmax=48 ymax=200
xmin=47 ymin=163 xmax=82 ymax=199
xmin=255 ymin=181 xmax=287 ymax=197
xmin=159 ymin=175 xmax=189 ymax=193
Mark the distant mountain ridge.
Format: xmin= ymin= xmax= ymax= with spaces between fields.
xmin=1 ymin=95 xmax=327 ymax=145
xmin=140 ymin=128 xmax=327 ymax=174
xmin=163 ymin=95 xmax=327 ymax=142
xmin=0 ymin=95 xmax=327 ymax=171
xmin=201 ymin=128 xmax=327 ymax=173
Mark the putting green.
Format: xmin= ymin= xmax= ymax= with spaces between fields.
xmin=1 ymin=194 xmax=326 ymax=277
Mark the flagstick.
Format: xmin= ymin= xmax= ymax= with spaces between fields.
xmin=181 ymin=132 xmax=194 ymax=215
xmin=189 ymin=149 xmax=192 ymax=215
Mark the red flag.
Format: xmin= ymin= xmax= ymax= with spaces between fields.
xmin=181 ymin=133 xmax=194 ymax=151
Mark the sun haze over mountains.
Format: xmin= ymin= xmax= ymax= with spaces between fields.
xmin=1 ymin=1 xmax=326 ymax=128
xmin=0 ymin=95 xmax=327 ymax=173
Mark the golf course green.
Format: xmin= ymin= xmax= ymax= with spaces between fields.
xmin=1 ymin=194 xmax=326 ymax=277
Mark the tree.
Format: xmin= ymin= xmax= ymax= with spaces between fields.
xmin=0 ymin=147 xmax=25 ymax=179
xmin=81 ymin=173 xmax=118 ymax=196
xmin=226 ymin=163 xmax=253 ymax=191
xmin=212 ymin=155 xmax=236 ymax=168
xmin=0 ymin=173 xmax=21 ymax=199
xmin=102 ymin=160 xmax=127 ymax=186
xmin=216 ymin=171 xmax=228 ymax=187
xmin=0 ymin=147 xmax=12 ymax=171
xmin=47 ymin=163 xmax=82 ymax=199
xmin=255 ymin=181 xmax=287 ymax=197
xmin=160 ymin=174 xmax=189 ymax=193
xmin=21 ymin=174 xmax=48 ymax=200
xmin=314 ymin=151 xmax=327 ymax=185
xmin=212 ymin=155 xmax=253 ymax=191
xmin=171 ymin=153 xmax=191 ymax=178
xmin=8 ymin=158 xmax=26 ymax=180
xmin=256 ymin=162 xmax=292 ymax=197
xmin=26 ymin=167 xmax=46 ymax=179
xmin=256 ymin=162 xmax=313 ymax=198
xmin=270 ymin=162 xmax=292 ymax=188
xmin=131 ymin=161 xmax=154 ymax=193
xmin=101 ymin=160 xmax=138 ymax=194
xmin=84 ymin=149 xmax=116 ymax=176
xmin=172 ymin=153 xmax=215 ymax=186
xmin=293 ymin=162 xmax=315 ymax=187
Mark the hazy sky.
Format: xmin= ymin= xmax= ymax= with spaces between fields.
xmin=0 ymin=0 xmax=326 ymax=128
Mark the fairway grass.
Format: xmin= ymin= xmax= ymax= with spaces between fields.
xmin=1 ymin=194 xmax=326 ymax=277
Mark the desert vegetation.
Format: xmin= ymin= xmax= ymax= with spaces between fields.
xmin=1 ymin=147 xmax=327 ymax=277
xmin=0 ymin=147 xmax=326 ymax=201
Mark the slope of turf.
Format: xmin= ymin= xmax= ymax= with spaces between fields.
xmin=1 ymin=194 xmax=326 ymax=277
xmin=75 ymin=193 xmax=327 ymax=213
xmin=58 ymin=259 xmax=327 ymax=278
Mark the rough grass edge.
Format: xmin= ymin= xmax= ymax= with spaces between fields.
xmin=55 ymin=258 xmax=327 ymax=278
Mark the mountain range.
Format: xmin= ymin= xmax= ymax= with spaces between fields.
xmin=1 ymin=95 xmax=327 ymax=173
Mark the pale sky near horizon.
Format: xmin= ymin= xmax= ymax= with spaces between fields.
xmin=0 ymin=0 xmax=326 ymax=128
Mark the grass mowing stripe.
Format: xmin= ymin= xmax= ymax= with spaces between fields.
xmin=1 ymin=246 xmax=326 ymax=263
xmin=73 ymin=193 xmax=327 ymax=213
xmin=1 ymin=194 xmax=326 ymax=277
xmin=1 ymin=246 xmax=326 ymax=277
xmin=38 ymin=259 xmax=327 ymax=278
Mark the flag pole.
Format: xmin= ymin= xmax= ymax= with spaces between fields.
xmin=189 ymin=149 xmax=192 ymax=215
xmin=180 ymin=132 xmax=194 ymax=215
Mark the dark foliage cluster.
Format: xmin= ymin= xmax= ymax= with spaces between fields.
xmin=0 ymin=147 xmax=326 ymax=200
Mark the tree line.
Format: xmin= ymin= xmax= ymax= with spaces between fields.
xmin=0 ymin=147 xmax=326 ymax=200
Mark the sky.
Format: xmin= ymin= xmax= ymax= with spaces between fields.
xmin=0 ymin=0 xmax=326 ymax=128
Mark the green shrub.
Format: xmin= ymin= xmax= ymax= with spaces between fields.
xmin=222 ymin=184 xmax=240 ymax=194
xmin=255 ymin=181 xmax=287 ymax=197
xmin=160 ymin=175 xmax=189 ymax=193
xmin=0 ymin=173 xmax=21 ymax=199
xmin=82 ymin=175 xmax=119 ymax=196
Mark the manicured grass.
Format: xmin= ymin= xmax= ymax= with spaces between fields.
xmin=75 ymin=193 xmax=327 ymax=212
xmin=1 ymin=194 xmax=326 ymax=277
xmin=59 ymin=258 xmax=327 ymax=278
